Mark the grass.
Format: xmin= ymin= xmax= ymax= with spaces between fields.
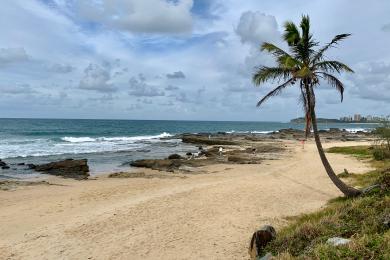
xmin=260 ymin=146 xmax=390 ymax=259
xmin=327 ymin=145 xmax=373 ymax=159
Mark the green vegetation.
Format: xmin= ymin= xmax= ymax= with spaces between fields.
xmin=327 ymin=145 xmax=372 ymax=159
xmin=261 ymin=146 xmax=390 ymax=259
xmin=373 ymin=118 xmax=390 ymax=160
xmin=290 ymin=117 xmax=341 ymax=124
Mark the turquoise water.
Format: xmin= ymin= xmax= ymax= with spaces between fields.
xmin=0 ymin=118 xmax=377 ymax=179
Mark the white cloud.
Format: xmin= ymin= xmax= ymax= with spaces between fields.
xmin=0 ymin=47 xmax=29 ymax=67
xmin=382 ymin=23 xmax=390 ymax=32
xmin=235 ymin=11 xmax=280 ymax=45
xmin=128 ymin=74 xmax=165 ymax=97
xmin=165 ymin=85 xmax=180 ymax=91
xmin=49 ymin=63 xmax=74 ymax=73
xmin=79 ymin=63 xmax=116 ymax=92
xmin=76 ymin=0 xmax=194 ymax=34
xmin=349 ymin=61 xmax=390 ymax=101
xmin=166 ymin=71 xmax=186 ymax=79
xmin=1 ymin=83 xmax=37 ymax=95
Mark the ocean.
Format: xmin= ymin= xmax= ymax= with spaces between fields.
xmin=0 ymin=118 xmax=377 ymax=179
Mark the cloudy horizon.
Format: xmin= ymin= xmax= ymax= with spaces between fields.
xmin=1 ymin=0 xmax=390 ymax=121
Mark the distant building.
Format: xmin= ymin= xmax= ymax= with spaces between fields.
xmin=340 ymin=116 xmax=352 ymax=122
xmin=354 ymin=114 xmax=362 ymax=121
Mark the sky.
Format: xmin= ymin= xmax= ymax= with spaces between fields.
xmin=0 ymin=0 xmax=390 ymax=121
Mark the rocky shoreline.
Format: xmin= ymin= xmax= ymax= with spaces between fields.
xmin=0 ymin=128 xmax=375 ymax=183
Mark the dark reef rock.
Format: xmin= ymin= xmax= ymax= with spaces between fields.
xmin=181 ymin=134 xmax=237 ymax=145
xmin=167 ymin=154 xmax=183 ymax=160
xmin=0 ymin=160 xmax=7 ymax=167
xmin=130 ymin=159 xmax=182 ymax=172
xmin=27 ymin=163 xmax=36 ymax=169
xmin=227 ymin=155 xmax=261 ymax=164
xmin=34 ymin=159 xmax=89 ymax=179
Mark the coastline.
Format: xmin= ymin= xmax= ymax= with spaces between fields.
xmin=0 ymin=138 xmax=373 ymax=259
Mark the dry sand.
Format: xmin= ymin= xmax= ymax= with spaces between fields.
xmin=0 ymin=141 xmax=373 ymax=260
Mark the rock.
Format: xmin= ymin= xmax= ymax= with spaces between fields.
xmin=259 ymin=252 xmax=273 ymax=260
xmin=17 ymin=163 xmax=25 ymax=166
xmin=0 ymin=160 xmax=7 ymax=167
xmin=34 ymin=159 xmax=89 ymax=180
xmin=1 ymin=165 xmax=10 ymax=169
xmin=203 ymin=147 xmax=220 ymax=157
xmin=108 ymin=172 xmax=146 ymax=178
xmin=27 ymin=163 xmax=36 ymax=169
xmin=227 ymin=155 xmax=260 ymax=164
xmin=326 ymin=237 xmax=351 ymax=246
xmin=182 ymin=135 xmax=237 ymax=145
xmin=130 ymin=159 xmax=181 ymax=172
xmin=1 ymin=180 xmax=50 ymax=191
xmin=178 ymin=165 xmax=200 ymax=173
xmin=248 ymin=225 xmax=276 ymax=259
xmin=167 ymin=154 xmax=183 ymax=160
xmin=382 ymin=214 xmax=390 ymax=228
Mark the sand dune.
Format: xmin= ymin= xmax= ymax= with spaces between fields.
xmin=0 ymin=141 xmax=372 ymax=259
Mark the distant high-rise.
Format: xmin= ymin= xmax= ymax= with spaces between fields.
xmin=354 ymin=114 xmax=362 ymax=121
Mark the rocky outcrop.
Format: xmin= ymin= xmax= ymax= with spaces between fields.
xmin=34 ymin=159 xmax=89 ymax=179
xmin=249 ymin=225 xmax=276 ymax=259
xmin=227 ymin=155 xmax=261 ymax=164
xmin=130 ymin=159 xmax=182 ymax=172
xmin=0 ymin=159 xmax=7 ymax=167
xmin=0 ymin=159 xmax=9 ymax=169
xmin=181 ymin=134 xmax=237 ymax=145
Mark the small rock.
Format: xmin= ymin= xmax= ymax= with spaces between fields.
xmin=382 ymin=215 xmax=390 ymax=228
xmin=326 ymin=237 xmax=351 ymax=246
xmin=27 ymin=164 xmax=36 ymax=169
xmin=0 ymin=160 xmax=7 ymax=167
xmin=259 ymin=252 xmax=273 ymax=260
xmin=167 ymin=154 xmax=182 ymax=160
xmin=1 ymin=165 xmax=10 ymax=169
xmin=17 ymin=163 xmax=25 ymax=166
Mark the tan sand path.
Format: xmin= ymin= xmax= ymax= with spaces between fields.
xmin=0 ymin=141 xmax=372 ymax=259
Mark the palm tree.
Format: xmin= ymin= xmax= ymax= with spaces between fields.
xmin=253 ymin=15 xmax=361 ymax=197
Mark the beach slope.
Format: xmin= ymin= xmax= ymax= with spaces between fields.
xmin=0 ymin=141 xmax=372 ymax=259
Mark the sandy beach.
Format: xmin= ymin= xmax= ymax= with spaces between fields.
xmin=0 ymin=140 xmax=372 ymax=260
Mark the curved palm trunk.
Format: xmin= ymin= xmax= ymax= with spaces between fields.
xmin=310 ymin=107 xmax=361 ymax=197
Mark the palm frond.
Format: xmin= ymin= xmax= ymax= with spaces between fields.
xmin=300 ymin=15 xmax=310 ymax=41
xmin=314 ymin=60 xmax=354 ymax=74
xmin=252 ymin=66 xmax=292 ymax=86
xmin=312 ymin=34 xmax=351 ymax=63
xmin=277 ymin=55 xmax=301 ymax=69
xmin=317 ymin=72 xmax=345 ymax=102
xmin=256 ymin=78 xmax=294 ymax=107
xmin=261 ymin=43 xmax=291 ymax=58
xmin=283 ymin=22 xmax=301 ymax=46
